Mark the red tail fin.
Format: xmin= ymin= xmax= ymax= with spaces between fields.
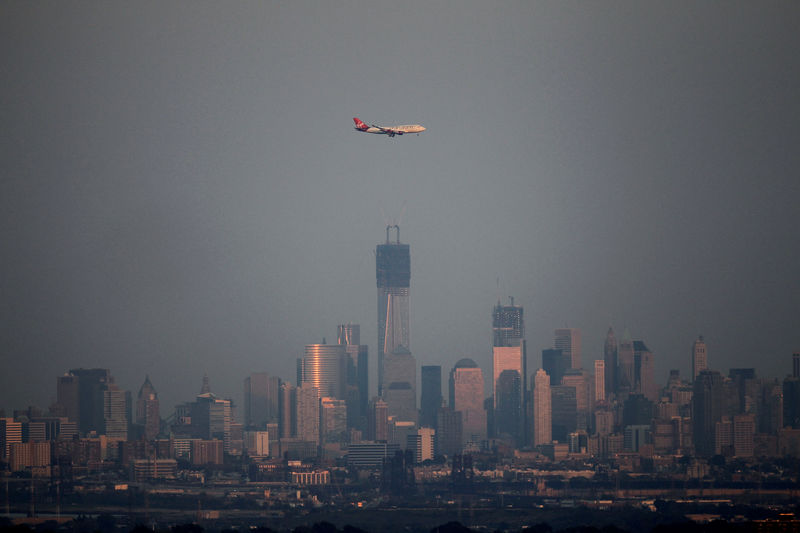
xmin=353 ymin=117 xmax=369 ymax=131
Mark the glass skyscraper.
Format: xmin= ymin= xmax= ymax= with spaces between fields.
xmin=376 ymin=225 xmax=410 ymax=396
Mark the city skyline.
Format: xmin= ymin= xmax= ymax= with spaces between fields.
xmin=2 ymin=2 xmax=799 ymax=415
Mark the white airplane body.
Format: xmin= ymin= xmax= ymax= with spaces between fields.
xmin=353 ymin=117 xmax=426 ymax=137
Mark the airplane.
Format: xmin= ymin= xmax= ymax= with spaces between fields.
xmin=353 ymin=117 xmax=426 ymax=137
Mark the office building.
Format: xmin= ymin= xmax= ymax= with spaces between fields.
xmin=367 ymin=397 xmax=388 ymax=442
xmin=759 ymin=380 xmax=784 ymax=434
xmin=551 ymin=384 xmax=577 ymax=442
xmin=244 ymin=372 xmax=280 ymax=429
xmin=493 ymin=345 xmax=526 ymax=405
xmin=136 ymin=375 xmax=160 ymax=440
xmin=617 ymin=330 xmax=635 ymax=396
xmin=347 ymin=441 xmax=400 ymax=468
xmin=693 ymin=369 xmax=724 ymax=457
xmin=634 ymin=340 xmax=657 ymax=401
xmin=0 ymin=419 xmax=23 ymax=461
xmin=296 ymin=382 xmax=320 ymax=445
xmin=60 ymin=368 xmax=114 ymax=435
xmin=603 ymin=327 xmax=618 ymax=398
xmin=555 ymin=328 xmax=581 ymax=370
xmin=56 ymin=374 xmax=80 ymax=425
xmin=320 ymin=397 xmax=347 ymax=444
xmin=407 ymin=427 xmax=435 ymax=462
xmin=494 ymin=369 xmax=522 ymax=443
xmin=191 ymin=393 xmax=232 ymax=452
xmin=244 ymin=431 xmax=270 ymax=457
xmin=383 ymin=346 xmax=417 ymax=423
xmin=594 ymin=360 xmax=605 ymax=404
xmin=493 ymin=344 xmax=526 ymax=442
xmin=623 ymin=394 xmax=654 ymax=427
xmin=692 ymin=336 xmax=708 ymax=381
xmin=376 ymin=226 xmax=410 ymax=396
xmin=624 ymin=425 xmax=650 ymax=452
xmin=103 ymin=382 xmax=128 ymax=440
xmin=337 ymin=324 xmax=369 ymax=429
xmin=449 ymin=358 xmax=486 ymax=447
xmin=420 ymin=365 xmax=442 ymax=429
xmin=300 ymin=343 xmax=347 ymax=399
xmin=436 ymin=407 xmax=463 ymax=456
xmin=794 ymin=353 xmax=800 ymax=379
xmin=561 ymin=369 xmax=590 ymax=412
xmin=388 ymin=419 xmax=417 ymax=449
xmin=542 ymin=348 xmax=569 ymax=387
xmin=492 ymin=299 xmax=526 ymax=444
xmin=733 ymin=413 xmax=755 ymax=457
xmin=492 ymin=298 xmax=524 ymax=347
xmin=784 ymin=373 xmax=800 ymax=429
xmin=532 ymin=369 xmax=552 ymax=446
xmin=279 ymin=382 xmax=297 ymax=438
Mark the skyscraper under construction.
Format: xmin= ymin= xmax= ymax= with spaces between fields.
xmin=376 ymin=225 xmax=410 ymax=397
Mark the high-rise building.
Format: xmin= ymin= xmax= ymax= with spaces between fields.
xmin=436 ymin=407 xmax=462 ymax=456
xmin=728 ymin=368 xmax=757 ymax=415
xmin=561 ymin=369 xmax=591 ymax=433
xmin=0 ymin=419 xmax=23 ymax=462
xmin=407 ymin=427 xmax=435 ymax=463
xmin=551 ymin=384 xmax=577 ymax=442
xmin=136 ymin=375 xmax=160 ymax=440
xmin=420 ymin=365 xmax=442 ymax=429
xmin=383 ymin=346 xmax=417 ymax=423
xmin=594 ymin=360 xmax=605 ymax=404
xmin=191 ymin=392 xmax=232 ymax=451
xmin=622 ymin=394 xmax=654 ymax=427
xmin=532 ymin=369 xmax=552 ymax=446
xmin=634 ymin=341 xmax=657 ymax=401
xmin=61 ymin=368 xmax=113 ymax=435
xmin=367 ymin=397 xmax=388 ymax=441
xmin=492 ymin=299 xmax=524 ymax=347
xmin=759 ymin=380 xmax=783 ymax=434
xmin=493 ymin=345 xmax=526 ymax=405
xmin=296 ymin=382 xmax=320 ymax=445
xmin=692 ymin=336 xmax=708 ymax=381
xmin=494 ymin=369 xmax=522 ymax=443
xmin=784 ymin=352 xmax=800 ymax=430
xmin=376 ymin=226 xmax=410 ymax=396
xmin=693 ymin=369 xmax=724 ymax=457
xmin=57 ymin=368 xmax=129 ymax=439
xmin=542 ymin=348 xmax=569 ymax=386
xmin=103 ymin=381 xmax=128 ymax=440
xmin=733 ymin=413 xmax=755 ymax=457
xmin=279 ymin=382 xmax=297 ymax=438
xmin=320 ymin=397 xmax=347 ymax=444
xmin=337 ymin=324 xmax=369 ymax=429
xmin=243 ymin=372 xmax=280 ymax=429
xmin=784 ymin=374 xmax=800 ymax=429
xmin=300 ymin=344 xmax=347 ymax=399
xmin=449 ymin=359 xmax=486 ymax=447
xmin=603 ymin=328 xmax=618 ymax=399
xmin=555 ymin=328 xmax=581 ymax=370
xmin=492 ymin=299 xmax=527 ymax=444
xmin=56 ymin=374 xmax=80 ymax=425
xmin=617 ymin=330 xmax=635 ymax=396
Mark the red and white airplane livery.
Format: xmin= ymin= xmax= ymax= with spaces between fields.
xmin=353 ymin=117 xmax=426 ymax=137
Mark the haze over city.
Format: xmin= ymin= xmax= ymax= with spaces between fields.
xmin=2 ymin=2 xmax=799 ymax=414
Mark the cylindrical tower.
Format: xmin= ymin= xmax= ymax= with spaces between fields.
xmin=301 ymin=344 xmax=347 ymax=399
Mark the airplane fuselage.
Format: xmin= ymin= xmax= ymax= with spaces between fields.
xmin=353 ymin=117 xmax=425 ymax=137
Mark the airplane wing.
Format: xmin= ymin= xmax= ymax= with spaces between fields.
xmin=372 ymin=125 xmax=403 ymax=136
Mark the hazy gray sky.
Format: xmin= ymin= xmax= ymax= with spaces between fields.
xmin=2 ymin=2 xmax=799 ymax=412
